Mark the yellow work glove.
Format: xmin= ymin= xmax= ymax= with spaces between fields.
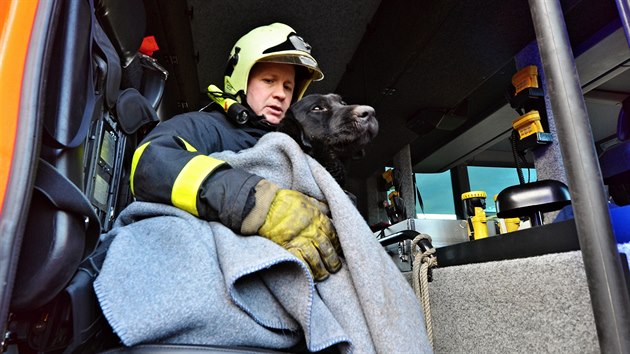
xmin=241 ymin=180 xmax=342 ymax=281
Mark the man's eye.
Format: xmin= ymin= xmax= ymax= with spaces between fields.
xmin=312 ymin=105 xmax=328 ymax=112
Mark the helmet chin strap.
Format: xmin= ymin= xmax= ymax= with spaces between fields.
xmin=206 ymin=85 xmax=250 ymax=123
xmin=206 ymin=84 xmax=277 ymax=129
xmin=234 ymin=93 xmax=276 ymax=129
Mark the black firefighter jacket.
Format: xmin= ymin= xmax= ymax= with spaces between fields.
xmin=130 ymin=109 xmax=273 ymax=231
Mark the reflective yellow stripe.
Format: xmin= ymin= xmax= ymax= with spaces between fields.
xmin=171 ymin=155 xmax=225 ymax=216
xmin=130 ymin=141 xmax=151 ymax=195
xmin=177 ymin=137 xmax=198 ymax=152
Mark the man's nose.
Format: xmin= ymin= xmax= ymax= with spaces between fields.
xmin=272 ymin=84 xmax=287 ymax=100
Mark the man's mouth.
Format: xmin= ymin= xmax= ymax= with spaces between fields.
xmin=266 ymin=105 xmax=282 ymax=115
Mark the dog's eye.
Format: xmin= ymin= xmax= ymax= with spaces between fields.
xmin=340 ymin=100 xmax=347 ymax=105
xmin=311 ymin=105 xmax=328 ymax=112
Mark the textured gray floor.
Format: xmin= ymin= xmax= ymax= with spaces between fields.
xmin=425 ymin=251 xmax=599 ymax=353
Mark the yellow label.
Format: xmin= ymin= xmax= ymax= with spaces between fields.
xmin=512 ymin=65 xmax=539 ymax=95
xmin=513 ymin=111 xmax=544 ymax=139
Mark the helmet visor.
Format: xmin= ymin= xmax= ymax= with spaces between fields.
xmin=258 ymin=54 xmax=324 ymax=81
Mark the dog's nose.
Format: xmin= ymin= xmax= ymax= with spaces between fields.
xmin=354 ymin=106 xmax=375 ymax=120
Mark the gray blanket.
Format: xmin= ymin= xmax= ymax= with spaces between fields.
xmin=94 ymin=132 xmax=431 ymax=353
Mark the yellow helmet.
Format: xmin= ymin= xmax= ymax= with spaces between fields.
xmin=224 ymin=23 xmax=324 ymax=103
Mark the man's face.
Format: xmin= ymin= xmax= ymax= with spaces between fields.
xmin=246 ymin=62 xmax=296 ymax=124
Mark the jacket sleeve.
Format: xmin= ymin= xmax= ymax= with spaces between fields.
xmin=130 ymin=112 xmax=263 ymax=230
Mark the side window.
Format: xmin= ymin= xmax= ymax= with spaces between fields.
xmin=467 ymin=166 xmax=537 ymax=214
xmin=413 ymin=166 xmax=537 ymax=219
xmin=414 ymin=171 xmax=456 ymax=219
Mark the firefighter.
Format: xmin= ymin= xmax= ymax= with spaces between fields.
xmin=130 ymin=23 xmax=341 ymax=281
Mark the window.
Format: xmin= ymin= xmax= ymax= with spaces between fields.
xmin=413 ymin=166 xmax=537 ymax=220
xmin=468 ymin=166 xmax=537 ymax=214
xmin=414 ymin=170 xmax=456 ymax=219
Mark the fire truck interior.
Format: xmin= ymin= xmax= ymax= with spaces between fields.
xmin=1 ymin=0 xmax=630 ymax=352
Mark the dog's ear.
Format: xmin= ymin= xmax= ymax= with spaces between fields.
xmin=277 ymin=112 xmax=313 ymax=153
xmin=277 ymin=110 xmax=299 ymax=138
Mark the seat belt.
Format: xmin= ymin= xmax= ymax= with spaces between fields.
xmin=42 ymin=0 xmax=123 ymax=150
xmin=42 ymin=0 xmax=96 ymax=149
xmin=93 ymin=18 xmax=122 ymax=110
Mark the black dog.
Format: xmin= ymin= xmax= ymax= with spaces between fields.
xmin=278 ymin=93 xmax=378 ymax=187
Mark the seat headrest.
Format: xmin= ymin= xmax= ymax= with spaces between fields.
xmin=95 ymin=0 xmax=146 ymax=67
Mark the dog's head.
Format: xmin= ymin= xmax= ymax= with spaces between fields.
xmin=279 ymin=93 xmax=379 ymax=161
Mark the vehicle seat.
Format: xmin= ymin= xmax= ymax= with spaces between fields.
xmin=8 ymin=0 xmax=162 ymax=352
xmin=6 ymin=1 xmax=287 ymax=353
xmin=599 ymin=96 xmax=630 ymax=206
xmin=495 ymin=179 xmax=571 ymax=226
xmin=11 ymin=0 xmax=107 ymax=314
xmin=95 ymin=0 xmax=167 ymax=111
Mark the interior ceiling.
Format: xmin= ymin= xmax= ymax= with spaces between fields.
xmin=153 ymin=0 xmax=622 ymax=179
xmin=187 ymin=0 xmax=382 ymax=98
